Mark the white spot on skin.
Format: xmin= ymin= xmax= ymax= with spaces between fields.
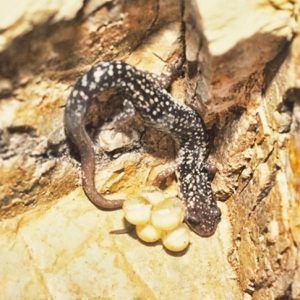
xmin=81 ymin=74 xmax=88 ymax=87
xmin=94 ymin=69 xmax=105 ymax=82
xmin=79 ymin=90 xmax=88 ymax=100
xmin=89 ymin=82 xmax=96 ymax=91
xmin=108 ymin=69 xmax=114 ymax=76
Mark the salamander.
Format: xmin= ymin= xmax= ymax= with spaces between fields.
xmin=64 ymin=61 xmax=221 ymax=236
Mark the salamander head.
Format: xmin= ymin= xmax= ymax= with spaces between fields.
xmin=179 ymin=168 xmax=221 ymax=237
xmin=185 ymin=202 xmax=221 ymax=237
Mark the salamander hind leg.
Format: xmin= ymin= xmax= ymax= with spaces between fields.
xmin=152 ymin=163 xmax=177 ymax=187
xmin=112 ymin=99 xmax=136 ymax=129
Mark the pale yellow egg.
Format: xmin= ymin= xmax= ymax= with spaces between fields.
xmin=123 ymin=198 xmax=151 ymax=225
xmin=136 ymin=223 xmax=162 ymax=243
xmin=162 ymin=225 xmax=190 ymax=252
xmin=151 ymin=198 xmax=184 ymax=231
xmin=140 ymin=188 xmax=166 ymax=206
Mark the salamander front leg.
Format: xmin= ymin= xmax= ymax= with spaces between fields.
xmin=144 ymin=57 xmax=184 ymax=89
xmin=152 ymin=163 xmax=177 ymax=187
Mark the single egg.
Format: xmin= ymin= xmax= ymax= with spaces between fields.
xmin=162 ymin=225 xmax=190 ymax=252
xmin=123 ymin=198 xmax=151 ymax=225
xmin=140 ymin=188 xmax=166 ymax=206
xmin=151 ymin=198 xmax=184 ymax=231
xmin=136 ymin=223 xmax=161 ymax=243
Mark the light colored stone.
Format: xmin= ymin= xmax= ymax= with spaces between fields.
xmin=0 ymin=189 xmax=240 ymax=299
xmin=196 ymin=0 xmax=294 ymax=56
xmin=1 ymin=0 xmax=299 ymax=298
xmin=0 ymin=0 xmax=84 ymax=50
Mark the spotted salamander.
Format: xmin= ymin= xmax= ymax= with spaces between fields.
xmin=64 ymin=61 xmax=221 ymax=237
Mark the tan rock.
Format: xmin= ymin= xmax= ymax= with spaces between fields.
xmin=0 ymin=0 xmax=299 ymax=299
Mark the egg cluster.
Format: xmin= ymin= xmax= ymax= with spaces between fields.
xmin=122 ymin=189 xmax=190 ymax=252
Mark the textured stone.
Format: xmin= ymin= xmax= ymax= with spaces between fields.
xmin=0 ymin=0 xmax=299 ymax=299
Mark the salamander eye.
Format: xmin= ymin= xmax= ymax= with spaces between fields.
xmin=212 ymin=207 xmax=221 ymax=218
xmin=186 ymin=215 xmax=201 ymax=225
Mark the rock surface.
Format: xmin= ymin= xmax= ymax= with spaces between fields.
xmin=0 ymin=0 xmax=299 ymax=299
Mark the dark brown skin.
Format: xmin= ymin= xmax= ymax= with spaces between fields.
xmin=64 ymin=61 xmax=221 ymax=235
